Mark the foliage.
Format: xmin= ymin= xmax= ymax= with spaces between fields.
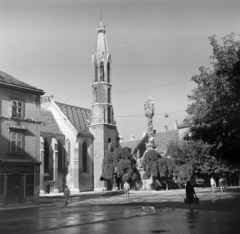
xmin=166 ymin=139 xmax=233 ymax=175
xmin=101 ymin=147 xmax=138 ymax=183
xmin=142 ymin=149 xmax=176 ymax=179
xmin=187 ymin=33 xmax=240 ymax=164
xmin=175 ymin=164 xmax=193 ymax=181
xmin=143 ymin=96 xmax=155 ymax=137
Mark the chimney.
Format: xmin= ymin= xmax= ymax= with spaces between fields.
xmin=163 ymin=126 xmax=168 ymax=132
xmin=143 ymin=131 xmax=146 ymax=137
xmin=173 ymin=120 xmax=178 ymax=130
xmin=131 ymin=134 xmax=135 ymax=140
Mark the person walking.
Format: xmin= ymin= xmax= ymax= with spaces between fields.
xmin=219 ymin=176 xmax=224 ymax=192
xmin=185 ymin=180 xmax=198 ymax=211
xmin=64 ymin=185 xmax=71 ymax=204
xmin=123 ymin=181 xmax=130 ymax=200
xmin=210 ymin=177 xmax=216 ymax=189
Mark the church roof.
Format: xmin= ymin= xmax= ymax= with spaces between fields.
xmin=40 ymin=109 xmax=64 ymax=135
xmin=0 ymin=70 xmax=44 ymax=94
xmin=55 ymin=101 xmax=93 ymax=136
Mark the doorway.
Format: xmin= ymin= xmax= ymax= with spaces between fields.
xmin=7 ymin=174 xmax=23 ymax=204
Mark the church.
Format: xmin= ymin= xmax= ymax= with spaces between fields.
xmin=41 ymin=19 xmax=120 ymax=193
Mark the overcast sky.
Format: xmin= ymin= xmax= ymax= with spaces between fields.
xmin=1 ymin=0 xmax=240 ymax=140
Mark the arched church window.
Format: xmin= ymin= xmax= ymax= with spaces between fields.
xmin=100 ymin=62 xmax=104 ymax=81
xmin=108 ymin=88 xmax=111 ymax=103
xmin=107 ymin=106 xmax=111 ymax=124
xmin=107 ymin=62 xmax=110 ymax=83
xmin=44 ymin=140 xmax=49 ymax=174
xmin=82 ymin=142 xmax=88 ymax=172
xmin=65 ymin=139 xmax=70 ymax=165
xmin=94 ymin=87 xmax=98 ymax=103
xmin=95 ymin=65 xmax=98 ymax=82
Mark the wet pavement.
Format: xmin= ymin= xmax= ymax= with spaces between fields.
xmin=0 ymin=187 xmax=240 ymax=234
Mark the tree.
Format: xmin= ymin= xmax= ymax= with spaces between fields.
xmin=101 ymin=147 xmax=139 ymax=188
xmin=187 ymin=33 xmax=240 ymax=164
xmin=144 ymin=96 xmax=155 ymax=137
xmin=166 ymin=139 xmax=234 ymax=177
xmin=141 ymin=149 xmax=176 ymax=189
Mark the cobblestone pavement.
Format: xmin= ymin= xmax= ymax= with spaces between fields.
xmin=0 ymin=187 xmax=240 ymax=234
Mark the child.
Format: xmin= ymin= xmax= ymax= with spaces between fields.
xmin=123 ymin=181 xmax=130 ymax=200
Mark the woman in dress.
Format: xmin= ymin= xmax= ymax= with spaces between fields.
xmin=185 ymin=180 xmax=198 ymax=211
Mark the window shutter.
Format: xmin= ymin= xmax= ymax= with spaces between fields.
xmin=8 ymin=101 xmax=13 ymax=117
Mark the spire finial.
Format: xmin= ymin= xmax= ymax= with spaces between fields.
xmin=99 ymin=12 xmax=103 ymax=24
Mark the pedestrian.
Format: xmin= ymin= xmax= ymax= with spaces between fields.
xmin=123 ymin=181 xmax=130 ymax=200
xmin=64 ymin=185 xmax=71 ymax=203
xmin=185 ymin=180 xmax=198 ymax=211
xmin=210 ymin=177 xmax=216 ymax=189
xmin=219 ymin=176 xmax=224 ymax=192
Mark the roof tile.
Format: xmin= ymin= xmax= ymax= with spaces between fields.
xmin=55 ymin=101 xmax=92 ymax=136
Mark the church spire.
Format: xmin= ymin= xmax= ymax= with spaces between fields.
xmin=92 ymin=14 xmax=110 ymax=68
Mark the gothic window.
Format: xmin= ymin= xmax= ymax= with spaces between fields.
xmin=94 ymin=87 xmax=98 ymax=103
xmin=65 ymin=139 xmax=70 ymax=164
xmin=100 ymin=62 xmax=104 ymax=81
xmin=108 ymin=88 xmax=111 ymax=103
xmin=95 ymin=65 xmax=98 ymax=82
xmin=82 ymin=142 xmax=88 ymax=172
xmin=107 ymin=106 xmax=111 ymax=124
xmin=107 ymin=62 xmax=110 ymax=83
xmin=44 ymin=140 xmax=50 ymax=174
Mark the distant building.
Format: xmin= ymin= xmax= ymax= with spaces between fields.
xmin=0 ymin=70 xmax=44 ymax=209
xmin=120 ymin=120 xmax=191 ymax=157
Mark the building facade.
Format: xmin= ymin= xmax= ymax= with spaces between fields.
xmin=45 ymin=100 xmax=94 ymax=193
xmin=89 ymin=20 xmax=120 ymax=190
xmin=39 ymin=108 xmax=65 ymax=194
xmin=0 ymin=70 xmax=44 ymax=209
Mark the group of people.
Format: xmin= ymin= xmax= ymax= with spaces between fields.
xmin=63 ymin=176 xmax=227 ymax=211
xmin=210 ymin=176 xmax=227 ymax=192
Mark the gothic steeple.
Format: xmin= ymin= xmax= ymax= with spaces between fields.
xmin=91 ymin=18 xmax=113 ymax=125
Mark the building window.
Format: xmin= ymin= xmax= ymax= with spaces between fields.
xmin=66 ymin=140 xmax=70 ymax=164
xmin=44 ymin=140 xmax=50 ymax=174
xmin=95 ymin=65 xmax=98 ymax=82
xmin=10 ymin=132 xmax=24 ymax=155
xmin=82 ymin=142 xmax=88 ymax=172
xmin=108 ymin=106 xmax=111 ymax=124
xmin=11 ymin=100 xmax=24 ymax=118
xmin=25 ymin=175 xmax=34 ymax=197
xmin=94 ymin=87 xmax=98 ymax=103
xmin=0 ymin=175 xmax=5 ymax=198
xmin=54 ymin=143 xmax=58 ymax=151
xmin=108 ymin=88 xmax=111 ymax=103
xmin=107 ymin=62 xmax=110 ymax=83
xmin=100 ymin=62 xmax=104 ymax=81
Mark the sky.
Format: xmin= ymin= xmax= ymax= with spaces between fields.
xmin=1 ymin=0 xmax=240 ymax=141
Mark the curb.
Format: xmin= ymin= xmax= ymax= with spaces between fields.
xmin=40 ymin=190 xmax=124 ymax=200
